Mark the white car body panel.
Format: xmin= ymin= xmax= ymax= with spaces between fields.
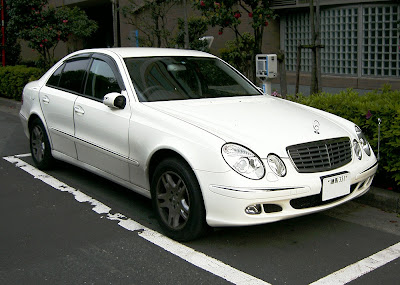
xmin=74 ymin=95 xmax=131 ymax=181
xmin=20 ymin=47 xmax=378 ymax=231
xmin=39 ymin=85 xmax=78 ymax=158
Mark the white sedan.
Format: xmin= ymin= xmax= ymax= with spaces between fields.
xmin=20 ymin=48 xmax=378 ymax=241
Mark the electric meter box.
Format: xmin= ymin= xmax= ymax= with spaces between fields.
xmin=256 ymin=54 xmax=278 ymax=79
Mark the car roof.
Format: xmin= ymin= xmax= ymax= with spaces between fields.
xmin=74 ymin=47 xmax=217 ymax=59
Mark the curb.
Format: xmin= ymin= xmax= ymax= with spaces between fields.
xmin=357 ymin=186 xmax=400 ymax=214
xmin=1 ymin=97 xmax=399 ymax=214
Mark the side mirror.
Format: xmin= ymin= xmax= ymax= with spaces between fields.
xmin=103 ymin=92 xmax=126 ymax=109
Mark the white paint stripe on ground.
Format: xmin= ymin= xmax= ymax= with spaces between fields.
xmin=310 ymin=242 xmax=400 ymax=285
xmin=3 ymin=154 xmax=270 ymax=285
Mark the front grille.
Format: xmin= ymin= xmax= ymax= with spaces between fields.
xmin=287 ymin=137 xmax=352 ymax=173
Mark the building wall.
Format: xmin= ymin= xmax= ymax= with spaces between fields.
xmin=277 ymin=0 xmax=400 ymax=90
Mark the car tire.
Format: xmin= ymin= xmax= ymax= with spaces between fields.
xmin=30 ymin=118 xmax=54 ymax=170
xmin=151 ymin=157 xmax=209 ymax=241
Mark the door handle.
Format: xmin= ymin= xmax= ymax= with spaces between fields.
xmin=42 ymin=96 xmax=50 ymax=104
xmin=74 ymin=106 xmax=85 ymax=115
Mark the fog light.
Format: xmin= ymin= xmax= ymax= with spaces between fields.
xmin=245 ymin=204 xmax=262 ymax=215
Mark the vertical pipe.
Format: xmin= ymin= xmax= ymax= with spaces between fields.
xmin=1 ymin=0 xmax=5 ymax=66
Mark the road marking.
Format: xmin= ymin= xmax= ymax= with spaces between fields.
xmin=310 ymin=241 xmax=400 ymax=285
xmin=3 ymin=154 xmax=270 ymax=285
xmin=4 ymin=154 xmax=400 ymax=285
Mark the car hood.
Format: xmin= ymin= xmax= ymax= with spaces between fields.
xmin=145 ymin=96 xmax=354 ymax=158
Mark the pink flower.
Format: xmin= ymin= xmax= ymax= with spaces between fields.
xmin=63 ymin=19 xmax=68 ymax=23
xmin=248 ymin=12 xmax=253 ymax=18
xmin=40 ymin=44 xmax=43 ymax=47
xmin=214 ymin=2 xmax=220 ymax=7
xmin=200 ymin=1 xmax=205 ymax=6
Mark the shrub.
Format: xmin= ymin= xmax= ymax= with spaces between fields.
xmin=289 ymin=85 xmax=400 ymax=188
xmin=0 ymin=66 xmax=42 ymax=101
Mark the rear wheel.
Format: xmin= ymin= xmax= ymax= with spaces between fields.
xmin=151 ymin=157 xmax=208 ymax=241
xmin=30 ymin=118 xmax=54 ymax=170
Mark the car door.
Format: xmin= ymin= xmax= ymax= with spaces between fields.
xmin=39 ymin=57 xmax=91 ymax=159
xmin=73 ymin=55 xmax=131 ymax=181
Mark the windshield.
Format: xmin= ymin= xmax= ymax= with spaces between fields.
xmin=124 ymin=56 xmax=261 ymax=102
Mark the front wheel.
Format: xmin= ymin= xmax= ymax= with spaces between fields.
xmin=151 ymin=157 xmax=208 ymax=241
xmin=29 ymin=118 xmax=54 ymax=170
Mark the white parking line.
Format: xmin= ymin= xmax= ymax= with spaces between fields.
xmin=310 ymin=241 xmax=400 ymax=285
xmin=4 ymin=154 xmax=400 ymax=285
xmin=3 ymin=154 xmax=270 ymax=285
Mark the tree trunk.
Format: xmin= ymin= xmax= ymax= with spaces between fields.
xmin=310 ymin=0 xmax=318 ymax=95
xmin=295 ymin=41 xmax=301 ymax=97
xmin=315 ymin=0 xmax=322 ymax=93
xmin=278 ymin=50 xmax=287 ymax=99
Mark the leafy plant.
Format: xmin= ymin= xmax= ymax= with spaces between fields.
xmin=290 ymin=85 xmax=400 ymax=189
xmin=194 ymin=0 xmax=276 ymax=82
xmin=7 ymin=0 xmax=97 ymax=68
xmin=0 ymin=66 xmax=42 ymax=100
xmin=220 ymin=32 xmax=255 ymax=78
xmin=175 ymin=16 xmax=209 ymax=51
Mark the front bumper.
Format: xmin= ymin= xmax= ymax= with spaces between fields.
xmin=197 ymin=161 xmax=378 ymax=227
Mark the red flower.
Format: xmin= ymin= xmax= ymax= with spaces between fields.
xmin=234 ymin=12 xmax=241 ymax=19
xmin=200 ymin=0 xmax=205 ymax=6
xmin=40 ymin=44 xmax=43 ymax=47
xmin=218 ymin=30 xmax=223 ymax=35
xmin=248 ymin=12 xmax=253 ymax=18
xmin=63 ymin=19 xmax=68 ymax=23
xmin=264 ymin=21 xmax=269 ymax=26
xmin=214 ymin=2 xmax=220 ymax=7
xmin=366 ymin=110 xmax=372 ymax=120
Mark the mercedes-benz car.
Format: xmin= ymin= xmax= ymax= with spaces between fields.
xmin=20 ymin=48 xmax=378 ymax=241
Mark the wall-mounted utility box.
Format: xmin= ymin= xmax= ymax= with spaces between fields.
xmin=256 ymin=54 xmax=278 ymax=79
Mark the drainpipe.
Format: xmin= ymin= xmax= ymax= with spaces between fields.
xmin=112 ymin=0 xmax=120 ymax=47
xmin=1 ymin=0 xmax=5 ymax=66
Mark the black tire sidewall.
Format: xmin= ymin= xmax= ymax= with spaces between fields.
xmin=151 ymin=157 xmax=208 ymax=241
xmin=29 ymin=119 xmax=53 ymax=170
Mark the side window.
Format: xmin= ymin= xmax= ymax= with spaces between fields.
xmin=85 ymin=59 xmax=121 ymax=100
xmin=58 ymin=58 xmax=90 ymax=93
xmin=47 ymin=64 xmax=64 ymax=87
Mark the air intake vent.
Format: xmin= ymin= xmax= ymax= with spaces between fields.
xmin=287 ymin=137 xmax=352 ymax=173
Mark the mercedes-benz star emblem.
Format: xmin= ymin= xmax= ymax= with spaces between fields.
xmin=313 ymin=120 xmax=320 ymax=134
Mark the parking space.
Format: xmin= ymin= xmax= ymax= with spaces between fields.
xmin=2 ymin=152 xmax=400 ymax=285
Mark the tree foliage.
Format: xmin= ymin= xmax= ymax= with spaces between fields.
xmin=194 ymin=0 xmax=276 ymax=80
xmin=7 ymin=0 xmax=97 ymax=68
xmin=122 ymin=0 xmax=177 ymax=48
xmin=175 ymin=16 xmax=209 ymax=51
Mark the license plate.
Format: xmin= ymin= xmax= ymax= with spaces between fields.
xmin=322 ymin=173 xmax=350 ymax=201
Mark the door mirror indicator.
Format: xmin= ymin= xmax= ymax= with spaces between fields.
xmin=103 ymin=92 xmax=126 ymax=109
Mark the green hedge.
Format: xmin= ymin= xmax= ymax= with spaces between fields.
xmin=0 ymin=66 xmax=42 ymax=101
xmin=290 ymin=85 xmax=400 ymax=188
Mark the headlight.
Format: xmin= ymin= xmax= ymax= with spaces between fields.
xmin=267 ymin=154 xmax=287 ymax=177
xmin=355 ymin=125 xmax=371 ymax=156
xmin=221 ymin=143 xmax=265 ymax=180
xmin=353 ymin=139 xmax=362 ymax=160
